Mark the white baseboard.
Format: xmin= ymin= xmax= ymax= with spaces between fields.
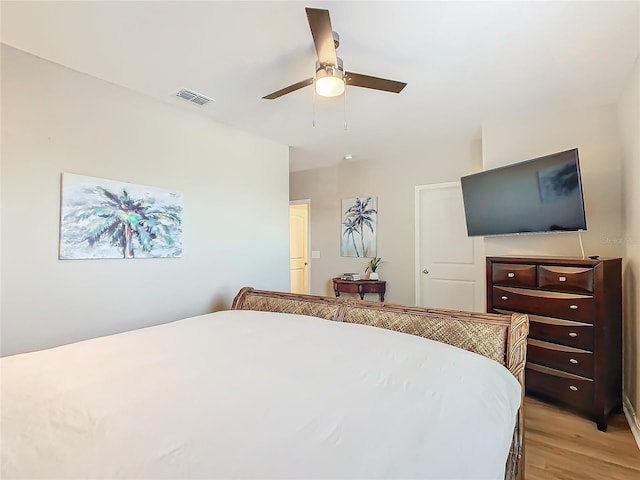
xmin=623 ymin=394 xmax=640 ymax=450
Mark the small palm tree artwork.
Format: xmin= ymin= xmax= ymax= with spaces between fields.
xmin=342 ymin=217 xmax=361 ymax=257
xmin=341 ymin=196 xmax=377 ymax=258
xmin=60 ymin=173 xmax=183 ymax=259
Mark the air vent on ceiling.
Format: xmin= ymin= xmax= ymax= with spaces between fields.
xmin=176 ymin=89 xmax=214 ymax=106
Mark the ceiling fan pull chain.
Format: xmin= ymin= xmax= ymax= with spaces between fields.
xmin=312 ymin=79 xmax=316 ymax=127
xmin=343 ymin=81 xmax=348 ymax=130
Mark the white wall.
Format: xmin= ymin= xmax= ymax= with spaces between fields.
xmin=1 ymin=45 xmax=290 ymax=356
xmin=290 ymin=131 xmax=482 ymax=305
xmin=481 ymin=104 xmax=624 ymax=259
xmin=618 ymin=57 xmax=640 ymax=443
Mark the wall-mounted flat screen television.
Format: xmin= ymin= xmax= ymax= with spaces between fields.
xmin=460 ymin=148 xmax=587 ymax=237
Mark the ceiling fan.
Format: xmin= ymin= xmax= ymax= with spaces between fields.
xmin=263 ymin=8 xmax=407 ymax=100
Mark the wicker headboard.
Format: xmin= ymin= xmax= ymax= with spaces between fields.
xmin=232 ymin=287 xmax=528 ymax=480
xmin=232 ymin=287 xmax=528 ymax=378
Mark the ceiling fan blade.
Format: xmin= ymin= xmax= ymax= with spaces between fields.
xmin=345 ymin=72 xmax=407 ymax=93
xmin=262 ymin=78 xmax=314 ymax=100
xmin=306 ymin=8 xmax=338 ymax=66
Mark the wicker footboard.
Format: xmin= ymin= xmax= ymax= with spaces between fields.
xmin=232 ymin=287 xmax=528 ymax=480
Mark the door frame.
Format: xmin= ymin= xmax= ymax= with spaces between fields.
xmin=289 ymin=199 xmax=311 ymax=294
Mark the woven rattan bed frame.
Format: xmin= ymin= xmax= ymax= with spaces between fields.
xmin=232 ymin=287 xmax=529 ymax=480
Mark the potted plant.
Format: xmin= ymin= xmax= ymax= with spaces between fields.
xmin=366 ymin=257 xmax=382 ymax=280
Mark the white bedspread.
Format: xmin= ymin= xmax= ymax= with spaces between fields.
xmin=1 ymin=310 xmax=520 ymax=479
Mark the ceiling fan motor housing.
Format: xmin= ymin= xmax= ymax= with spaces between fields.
xmin=332 ymin=31 xmax=340 ymax=49
xmin=316 ymin=57 xmax=344 ymax=77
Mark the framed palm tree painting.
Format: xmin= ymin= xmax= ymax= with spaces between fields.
xmin=341 ymin=196 xmax=377 ymax=258
xmin=59 ymin=173 xmax=183 ymax=259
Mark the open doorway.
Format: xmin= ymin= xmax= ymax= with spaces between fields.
xmin=289 ymin=200 xmax=310 ymax=294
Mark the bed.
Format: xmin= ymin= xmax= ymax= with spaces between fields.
xmin=1 ymin=287 xmax=528 ymax=480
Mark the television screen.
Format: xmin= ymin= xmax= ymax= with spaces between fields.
xmin=460 ymin=148 xmax=587 ymax=237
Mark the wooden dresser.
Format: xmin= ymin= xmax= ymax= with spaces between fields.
xmin=486 ymin=256 xmax=622 ymax=431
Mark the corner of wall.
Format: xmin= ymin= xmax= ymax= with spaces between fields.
xmin=624 ymin=394 xmax=640 ymax=449
xmin=619 ymin=53 xmax=640 ymax=449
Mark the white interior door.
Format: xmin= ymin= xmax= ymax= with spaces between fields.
xmin=415 ymin=182 xmax=484 ymax=311
xmin=289 ymin=201 xmax=310 ymax=294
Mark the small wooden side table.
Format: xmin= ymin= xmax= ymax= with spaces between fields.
xmin=332 ymin=278 xmax=386 ymax=302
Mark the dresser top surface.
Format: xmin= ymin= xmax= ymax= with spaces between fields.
xmin=487 ymin=256 xmax=621 ymax=267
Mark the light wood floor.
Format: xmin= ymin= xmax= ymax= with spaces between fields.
xmin=524 ymin=396 xmax=640 ymax=479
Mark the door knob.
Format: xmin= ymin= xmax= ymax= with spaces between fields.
xmin=423 ymin=269 xmax=429 ymax=274
xmin=304 ymin=262 xmax=308 ymax=266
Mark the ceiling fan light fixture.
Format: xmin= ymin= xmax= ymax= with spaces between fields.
xmin=315 ymin=59 xmax=345 ymax=97
xmin=315 ymin=74 xmax=344 ymax=97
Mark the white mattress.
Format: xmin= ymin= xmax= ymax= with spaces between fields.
xmin=1 ymin=309 xmax=521 ymax=479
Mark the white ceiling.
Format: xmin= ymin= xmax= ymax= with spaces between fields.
xmin=2 ymin=1 xmax=638 ymax=171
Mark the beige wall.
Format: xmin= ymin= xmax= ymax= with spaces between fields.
xmin=481 ymin=104 xmax=624 ymax=260
xmin=618 ymin=57 xmax=640 ymax=441
xmin=290 ymin=132 xmax=482 ymax=305
xmin=1 ymin=46 xmax=290 ymax=356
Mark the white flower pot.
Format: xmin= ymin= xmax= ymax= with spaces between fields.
xmin=369 ymin=272 xmax=379 ymax=280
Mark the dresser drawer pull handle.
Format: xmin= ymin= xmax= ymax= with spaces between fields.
xmin=569 ymin=385 xmax=578 ymax=391
xmin=568 ymin=332 xmax=578 ymax=338
xmin=569 ymin=305 xmax=579 ymax=310
xmin=507 ymin=272 xmax=515 ymax=278
xmin=569 ymin=358 xmax=578 ymax=364
xmin=501 ymin=296 xmax=508 ymax=301
xmin=559 ymin=276 xmax=567 ymax=282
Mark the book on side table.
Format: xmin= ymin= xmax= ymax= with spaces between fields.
xmin=341 ymin=273 xmax=361 ymax=281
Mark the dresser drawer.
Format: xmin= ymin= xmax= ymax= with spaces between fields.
xmin=528 ymin=339 xmax=593 ymax=378
xmin=492 ymin=263 xmax=536 ymax=287
xmin=538 ymin=266 xmax=594 ymax=294
xmin=492 ymin=287 xmax=595 ymax=323
xmin=528 ymin=315 xmax=594 ymax=350
xmin=526 ymin=364 xmax=594 ymax=414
